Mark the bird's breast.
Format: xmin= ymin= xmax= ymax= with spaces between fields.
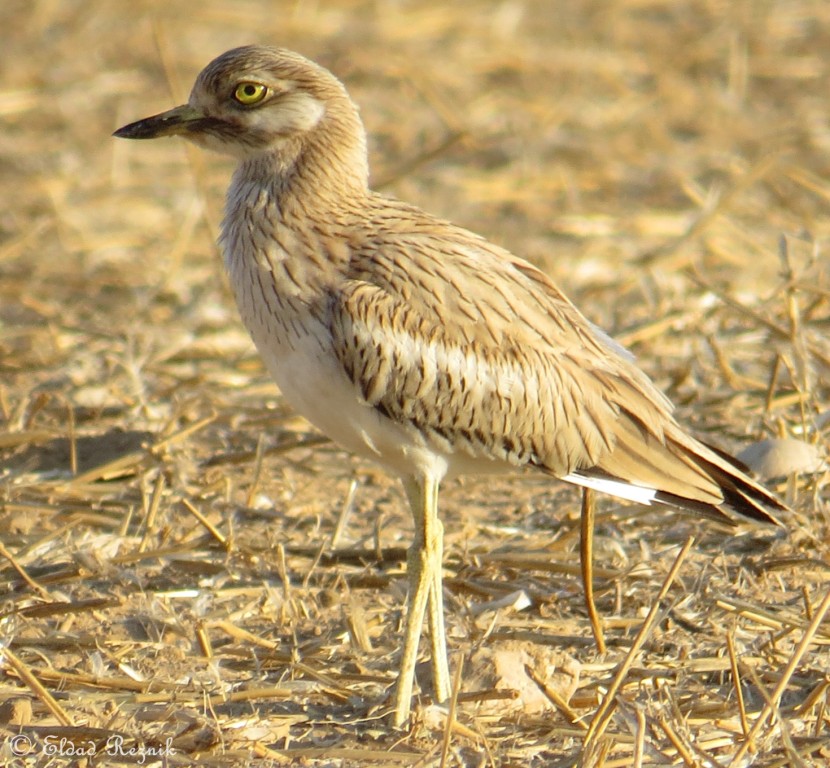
xmin=219 ymin=211 xmax=436 ymax=480
xmin=218 ymin=183 xmax=528 ymax=483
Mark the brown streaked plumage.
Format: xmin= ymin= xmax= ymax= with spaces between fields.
xmin=114 ymin=45 xmax=787 ymax=727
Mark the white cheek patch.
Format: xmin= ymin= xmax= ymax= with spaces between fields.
xmin=249 ymin=91 xmax=326 ymax=136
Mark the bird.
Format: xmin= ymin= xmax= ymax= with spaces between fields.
xmin=114 ymin=45 xmax=787 ymax=727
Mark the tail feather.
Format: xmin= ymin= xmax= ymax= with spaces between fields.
xmin=691 ymin=450 xmax=788 ymax=526
xmin=561 ymin=417 xmax=788 ymax=527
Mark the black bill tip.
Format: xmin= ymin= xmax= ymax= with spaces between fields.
xmin=113 ymin=104 xmax=203 ymax=140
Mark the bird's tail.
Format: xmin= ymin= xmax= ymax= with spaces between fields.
xmin=563 ymin=414 xmax=787 ymax=527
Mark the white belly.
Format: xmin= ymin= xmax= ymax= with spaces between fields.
xmin=244 ymin=304 xmax=454 ymax=482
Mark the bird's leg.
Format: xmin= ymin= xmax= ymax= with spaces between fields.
xmin=427 ymin=501 xmax=450 ymax=705
xmin=395 ymin=474 xmax=449 ymax=726
xmin=580 ymin=488 xmax=606 ymax=653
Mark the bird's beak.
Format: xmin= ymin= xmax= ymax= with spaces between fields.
xmin=113 ymin=103 xmax=205 ymax=140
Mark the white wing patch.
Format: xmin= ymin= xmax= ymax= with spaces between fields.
xmin=330 ymin=279 xmax=621 ymax=474
xmin=562 ymin=472 xmax=658 ymax=505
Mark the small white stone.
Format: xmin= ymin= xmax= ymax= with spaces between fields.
xmin=737 ymin=439 xmax=825 ymax=479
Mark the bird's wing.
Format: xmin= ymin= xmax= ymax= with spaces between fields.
xmin=328 ymin=216 xmax=785 ymax=525
xmin=330 ymin=223 xmax=688 ymax=475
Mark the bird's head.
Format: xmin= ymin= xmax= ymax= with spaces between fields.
xmin=114 ymin=45 xmax=367 ymax=175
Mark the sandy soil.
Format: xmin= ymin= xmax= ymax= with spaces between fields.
xmin=1 ymin=1 xmax=828 ymax=765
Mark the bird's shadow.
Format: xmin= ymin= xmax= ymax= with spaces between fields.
xmin=1 ymin=428 xmax=153 ymax=478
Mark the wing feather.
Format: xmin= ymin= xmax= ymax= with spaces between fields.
xmin=329 ymin=227 xmax=657 ymax=476
xmin=326 ymin=209 xmax=784 ymax=525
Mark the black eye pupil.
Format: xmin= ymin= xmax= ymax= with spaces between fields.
xmin=244 ymin=85 xmax=255 ymax=95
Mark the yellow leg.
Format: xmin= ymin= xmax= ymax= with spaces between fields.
xmin=394 ymin=474 xmax=449 ymax=727
xmin=427 ymin=509 xmax=450 ymax=704
xmin=580 ymin=488 xmax=607 ymax=653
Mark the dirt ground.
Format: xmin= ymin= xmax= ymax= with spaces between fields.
xmin=1 ymin=1 xmax=829 ymax=765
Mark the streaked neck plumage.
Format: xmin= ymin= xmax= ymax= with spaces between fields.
xmin=220 ymin=89 xmax=369 ymax=302
xmin=232 ymin=81 xmax=369 ymax=211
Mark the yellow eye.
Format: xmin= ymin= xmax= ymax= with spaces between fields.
xmin=233 ymin=82 xmax=268 ymax=105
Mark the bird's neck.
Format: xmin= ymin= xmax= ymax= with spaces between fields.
xmin=221 ymin=99 xmax=370 ymax=303
xmin=221 ymin=143 xmax=365 ymax=304
xmin=232 ymin=116 xmax=369 ymax=211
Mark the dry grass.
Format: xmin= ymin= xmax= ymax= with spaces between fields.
xmin=1 ymin=0 xmax=829 ymax=765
